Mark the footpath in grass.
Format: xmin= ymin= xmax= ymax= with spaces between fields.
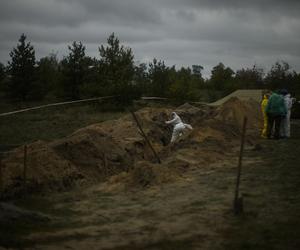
xmin=222 ymin=120 xmax=300 ymax=250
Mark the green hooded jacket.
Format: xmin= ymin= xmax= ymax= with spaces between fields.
xmin=265 ymin=92 xmax=287 ymax=116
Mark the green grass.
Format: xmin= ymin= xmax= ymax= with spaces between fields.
xmin=0 ymin=101 xmax=126 ymax=145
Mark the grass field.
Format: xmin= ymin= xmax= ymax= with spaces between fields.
xmin=0 ymin=97 xmax=178 ymax=147
xmin=0 ymin=101 xmax=126 ymax=146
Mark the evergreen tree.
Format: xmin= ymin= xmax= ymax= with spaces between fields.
xmin=34 ymin=53 xmax=59 ymax=100
xmin=148 ymin=58 xmax=170 ymax=97
xmin=265 ymin=61 xmax=293 ymax=90
xmin=133 ymin=62 xmax=149 ymax=96
xmin=99 ymin=33 xmax=135 ymax=103
xmin=210 ymin=63 xmax=234 ymax=90
xmin=169 ymin=66 xmax=203 ymax=102
xmin=235 ymin=65 xmax=264 ymax=89
xmin=79 ymin=56 xmax=100 ymax=98
xmin=192 ymin=65 xmax=204 ymax=79
xmin=0 ymin=62 xmax=6 ymax=93
xmin=61 ymin=41 xmax=87 ymax=100
xmin=7 ymin=34 xmax=36 ymax=101
xmin=169 ymin=67 xmax=192 ymax=101
xmin=0 ymin=62 xmax=5 ymax=84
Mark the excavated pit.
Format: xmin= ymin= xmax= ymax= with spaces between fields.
xmin=0 ymin=97 xmax=262 ymax=198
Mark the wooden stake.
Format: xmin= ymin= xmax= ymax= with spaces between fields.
xmin=0 ymin=157 xmax=3 ymax=193
xmin=23 ymin=145 xmax=27 ymax=188
xmin=234 ymin=116 xmax=247 ymax=215
xmin=130 ymin=110 xmax=161 ymax=164
xmin=103 ymin=152 xmax=108 ymax=176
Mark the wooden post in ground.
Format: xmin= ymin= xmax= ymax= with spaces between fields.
xmin=233 ymin=116 xmax=247 ymax=215
xmin=103 ymin=152 xmax=108 ymax=176
xmin=23 ymin=145 xmax=27 ymax=188
xmin=130 ymin=110 xmax=161 ymax=164
xmin=0 ymin=157 xmax=3 ymax=194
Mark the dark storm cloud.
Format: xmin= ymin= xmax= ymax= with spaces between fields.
xmin=0 ymin=0 xmax=86 ymax=27
xmin=162 ymin=0 xmax=300 ymax=15
xmin=0 ymin=0 xmax=300 ymax=76
xmin=0 ymin=0 xmax=161 ymax=28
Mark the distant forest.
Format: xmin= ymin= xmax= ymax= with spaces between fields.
xmin=0 ymin=33 xmax=300 ymax=105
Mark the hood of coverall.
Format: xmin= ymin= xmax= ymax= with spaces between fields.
xmin=170 ymin=112 xmax=183 ymax=125
xmin=280 ymin=89 xmax=289 ymax=96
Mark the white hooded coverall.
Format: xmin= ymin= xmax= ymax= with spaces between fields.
xmin=165 ymin=112 xmax=193 ymax=143
xmin=280 ymin=94 xmax=293 ymax=138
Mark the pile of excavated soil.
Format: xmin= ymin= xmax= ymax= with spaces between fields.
xmin=215 ymin=97 xmax=262 ymax=131
xmin=0 ymin=98 xmax=261 ymax=198
xmin=209 ymin=89 xmax=263 ymax=106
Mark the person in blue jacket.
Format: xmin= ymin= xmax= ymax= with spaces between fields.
xmin=265 ymin=90 xmax=287 ymax=139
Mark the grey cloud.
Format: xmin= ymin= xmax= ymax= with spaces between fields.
xmin=77 ymin=0 xmax=162 ymax=26
xmin=0 ymin=0 xmax=299 ymax=75
xmin=161 ymin=0 xmax=300 ymax=14
xmin=0 ymin=0 xmax=161 ymax=28
xmin=0 ymin=0 xmax=87 ymax=27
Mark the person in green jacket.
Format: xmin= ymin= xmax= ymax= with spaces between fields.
xmin=265 ymin=91 xmax=287 ymax=139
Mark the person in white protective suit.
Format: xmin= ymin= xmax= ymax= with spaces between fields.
xmin=165 ymin=112 xmax=193 ymax=143
xmin=280 ymin=90 xmax=293 ymax=138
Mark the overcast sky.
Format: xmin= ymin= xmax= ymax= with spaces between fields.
xmin=1 ymin=0 xmax=300 ymax=77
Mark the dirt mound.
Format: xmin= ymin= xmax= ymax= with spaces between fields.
xmin=209 ymin=89 xmax=263 ymax=106
xmin=104 ymin=158 xmax=190 ymax=192
xmin=1 ymin=141 xmax=83 ymax=198
xmin=215 ymin=97 xmax=261 ymax=131
xmin=0 ymin=99 xmax=261 ymax=198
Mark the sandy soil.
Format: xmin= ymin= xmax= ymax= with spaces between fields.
xmin=0 ymin=97 xmax=268 ymax=249
xmin=21 ymin=150 xmax=259 ymax=250
xmin=1 ymin=101 xmax=300 ymax=250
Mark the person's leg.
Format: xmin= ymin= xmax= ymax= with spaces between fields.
xmin=267 ymin=114 xmax=275 ymax=139
xmin=286 ymin=111 xmax=291 ymax=138
xmin=184 ymin=123 xmax=193 ymax=130
xmin=170 ymin=126 xmax=182 ymax=143
xmin=262 ymin=113 xmax=268 ymax=138
xmin=274 ymin=116 xmax=282 ymax=139
xmin=280 ymin=116 xmax=287 ymax=138
xmin=170 ymin=129 xmax=178 ymax=143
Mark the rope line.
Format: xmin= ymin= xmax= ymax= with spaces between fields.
xmin=0 ymin=95 xmax=117 ymax=117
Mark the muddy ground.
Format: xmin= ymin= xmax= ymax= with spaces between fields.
xmin=0 ymin=120 xmax=299 ymax=249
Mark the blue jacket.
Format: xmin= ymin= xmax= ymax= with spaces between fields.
xmin=265 ymin=93 xmax=287 ymax=116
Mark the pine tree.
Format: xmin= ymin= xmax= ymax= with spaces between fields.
xmin=61 ymin=41 xmax=87 ymax=100
xmin=0 ymin=62 xmax=6 ymax=93
xmin=210 ymin=63 xmax=234 ymax=91
xmin=0 ymin=62 xmax=5 ymax=83
xmin=148 ymin=58 xmax=170 ymax=97
xmin=8 ymin=34 xmax=36 ymax=101
xmin=265 ymin=61 xmax=292 ymax=90
xmin=35 ymin=53 xmax=59 ymax=99
xmin=99 ymin=33 xmax=135 ymax=103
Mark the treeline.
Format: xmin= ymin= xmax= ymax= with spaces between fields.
xmin=0 ymin=33 xmax=300 ymax=106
